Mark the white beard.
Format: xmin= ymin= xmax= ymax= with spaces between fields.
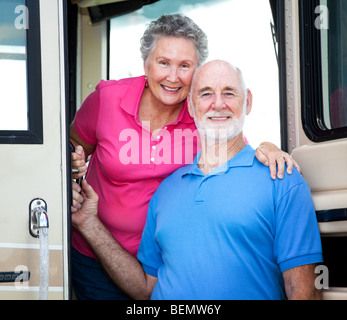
xmin=194 ymin=110 xmax=246 ymax=145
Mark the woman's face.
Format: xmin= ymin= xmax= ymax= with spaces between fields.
xmin=144 ymin=36 xmax=199 ymax=108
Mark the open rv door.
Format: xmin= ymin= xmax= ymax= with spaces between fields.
xmin=0 ymin=0 xmax=160 ymax=300
xmin=271 ymin=0 xmax=347 ymax=299
xmin=0 ymin=0 xmax=71 ymax=299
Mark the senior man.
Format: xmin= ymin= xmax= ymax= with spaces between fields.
xmin=72 ymin=60 xmax=323 ymax=300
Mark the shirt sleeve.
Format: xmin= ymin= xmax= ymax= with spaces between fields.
xmin=137 ymin=197 xmax=162 ymax=278
xmin=274 ymin=181 xmax=323 ymax=272
xmin=74 ymin=84 xmax=101 ymax=145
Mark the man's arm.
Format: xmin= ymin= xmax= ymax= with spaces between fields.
xmin=282 ymin=264 xmax=322 ymax=300
xmin=72 ymin=180 xmax=157 ymax=300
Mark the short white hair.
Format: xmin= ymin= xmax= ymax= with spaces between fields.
xmin=189 ymin=60 xmax=248 ymax=113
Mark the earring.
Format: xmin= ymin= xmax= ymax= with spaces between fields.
xmin=145 ymin=76 xmax=149 ymax=88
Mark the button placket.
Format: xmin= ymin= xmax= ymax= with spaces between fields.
xmin=150 ymin=144 xmax=156 ymax=163
xmin=195 ymin=175 xmax=209 ymax=204
xmin=150 ymin=134 xmax=160 ymax=163
xmin=150 ymin=126 xmax=169 ymax=164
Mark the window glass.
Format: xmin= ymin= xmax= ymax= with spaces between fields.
xmin=109 ymin=0 xmax=280 ymax=148
xmin=0 ymin=0 xmax=28 ymax=130
xmin=321 ymin=0 xmax=347 ymax=129
xmin=300 ymin=0 xmax=347 ymax=141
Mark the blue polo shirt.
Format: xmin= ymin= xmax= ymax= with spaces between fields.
xmin=137 ymin=145 xmax=323 ymax=300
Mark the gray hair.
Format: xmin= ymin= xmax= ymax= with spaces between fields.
xmin=140 ymin=14 xmax=208 ymax=67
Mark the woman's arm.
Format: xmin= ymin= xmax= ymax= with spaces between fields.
xmin=70 ymin=122 xmax=96 ymax=180
xmin=70 ymin=122 xmax=96 ymax=160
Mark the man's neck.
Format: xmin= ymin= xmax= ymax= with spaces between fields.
xmin=197 ymin=133 xmax=246 ymax=175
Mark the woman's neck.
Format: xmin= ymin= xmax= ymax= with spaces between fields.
xmin=138 ymin=88 xmax=184 ymax=132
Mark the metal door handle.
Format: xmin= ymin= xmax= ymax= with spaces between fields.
xmin=29 ymin=199 xmax=49 ymax=238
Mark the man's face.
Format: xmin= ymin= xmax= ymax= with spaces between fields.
xmin=188 ymin=60 xmax=251 ymax=142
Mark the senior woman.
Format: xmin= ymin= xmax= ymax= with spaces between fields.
xmin=70 ymin=14 xmax=298 ymax=300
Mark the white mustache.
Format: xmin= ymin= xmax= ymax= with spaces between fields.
xmin=203 ymin=111 xmax=234 ymax=119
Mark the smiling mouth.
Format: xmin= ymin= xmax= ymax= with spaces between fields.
xmin=161 ymin=85 xmax=181 ymax=92
xmin=208 ymin=117 xmax=231 ymax=121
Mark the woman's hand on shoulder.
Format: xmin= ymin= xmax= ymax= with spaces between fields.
xmin=255 ymin=142 xmax=300 ymax=180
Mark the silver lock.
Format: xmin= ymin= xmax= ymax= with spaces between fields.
xmin=29 ymin=199 xmax=49 ymax=238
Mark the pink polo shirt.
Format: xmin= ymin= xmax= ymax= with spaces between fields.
xmin=72 ymin=76 xmax=200 ymax=258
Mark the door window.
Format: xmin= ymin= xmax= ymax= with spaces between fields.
xmin=300 ymin=0 xmax=347 ymax=141
xmin=322 ymin=0 xmax=347 ymax=129
xmin=0 ymin=0 xmax=43 ymax=144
